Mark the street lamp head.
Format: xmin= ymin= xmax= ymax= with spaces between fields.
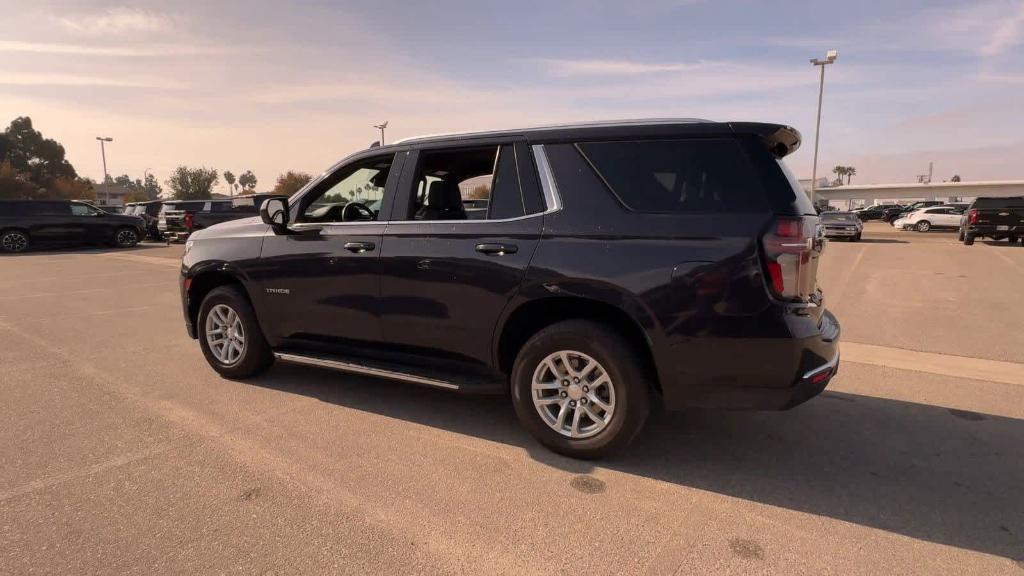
xmin=373 ymin=121 xmax=388 ymax=130
xmin=826 ymin=49 xmax=838 ymax=62
xmin=96 ymin=136 xmax=113 ymax=142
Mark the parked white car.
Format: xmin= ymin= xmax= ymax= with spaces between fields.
xmin=894 ymin=206 xmax=965 ymax=232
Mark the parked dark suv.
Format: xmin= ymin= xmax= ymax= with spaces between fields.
xmin=0 ymin=199 xmax=145 ymax=253
xmin=159 ymin=193 xmax=284 ymax=242
xmin=179 ymin=120 xmax=840 ymax=458
xmin=124 ymin=200 xmax=164 ymax=240
xmin=959 ymin=196 xmax=1024 ymax=245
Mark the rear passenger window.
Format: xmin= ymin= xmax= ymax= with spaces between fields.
xmin=577 ymin=139 xmax=767 ymax=213
xmin=405 ymin=145 xmax=525 ymax=221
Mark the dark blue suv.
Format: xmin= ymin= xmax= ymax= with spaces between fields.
xmin=179 ymin=119 xmax=839 ymax=458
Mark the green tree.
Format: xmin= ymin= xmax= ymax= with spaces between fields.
xmin=272 ymin=171 xmax=312 ymax=196
xmin=951 ymin=174 xmax=961 ymax=182
xmin=143 ymin=173 xmax=162 ymax=199
xmin=238 ymin=170 xmax=257 ymax=192
xmin=165 ymin=166 xmax=218 ymax=200
xmin=845 ymin=166 xmax=856 ymax=185
xmin=2 ymin=116 xmax=77 ymax=187
xmin=223 ymin=170 xmax=236 ymax=196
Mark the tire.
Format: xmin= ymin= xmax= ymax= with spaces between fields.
xmin=197 ymin=285 xmax=274 ymax=379
xmin=958 ymin=228 xmax=965 ymax=242
xmin=964 ymin=234 xmax=975 ymax=246
xmin=1009 ymin=236 xmax=1019 ymax=244
xmin=113 ymin=227 xmax=139 ymax=248
xmin=510 ymin=320 xmax=650 ymax=459
xmin=916 ymin=221 xmax=931 ymax=232
xmin=852 ymin=233 xmax=861 ymax=242
xmin=0 ymin=229 xmax=30 ymax=253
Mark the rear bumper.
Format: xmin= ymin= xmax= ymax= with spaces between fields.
xmin=823 ymin=228 xmax=859 ymax=237
xmin=659 ymin=309 xmax=841 ymax=411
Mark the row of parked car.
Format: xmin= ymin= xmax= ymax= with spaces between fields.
xmin=0 ymin=193 xmax=284 ymax=253
xmin=819 ymin=196 xmax=1024 ymax=245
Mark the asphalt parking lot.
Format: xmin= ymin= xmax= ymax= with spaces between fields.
xmin=2 ymin=223 xmax=1023 ymax=575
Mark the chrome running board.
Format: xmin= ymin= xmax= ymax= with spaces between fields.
xmin=274 ymin=351 xmax=463 ymax=391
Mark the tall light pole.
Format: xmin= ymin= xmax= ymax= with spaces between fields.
xmin=808 ymin=50 xmax=838 ymax=206
xmin=96 ymin=136 xmax=113 ymax=205
xmin=373 ymin=121 xmax=388 ymax=145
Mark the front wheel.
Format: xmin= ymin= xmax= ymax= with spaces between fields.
xmin=198 ymin=285 xmax=274 ymax=378
xmin=510 ymin=320 xmax=650 ymax=459
xmin=114 ymin=227 xmax=139 ymax=248
xmin=916 ymin=221 xmax=931 ymax=232
xmin=0 ymin=230 xmax=30 ymax=253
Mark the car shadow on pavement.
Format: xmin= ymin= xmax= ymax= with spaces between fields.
xmin=253 ymin=364 xmax=1023 ymax=562
xmin=0 ymin=243 xmax=171 ymax=257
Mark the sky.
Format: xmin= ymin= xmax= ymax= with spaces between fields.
xmin=1 ymin=0 xmax=1023 ymax=194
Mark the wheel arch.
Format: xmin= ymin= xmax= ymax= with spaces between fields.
xmin=495 ymin=296 xmax=662 ymax=396
xmin=185 ymin=265 xmax=257 ymax=339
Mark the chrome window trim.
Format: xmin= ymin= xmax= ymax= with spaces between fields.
xmin=531 ymin=144 xmax=562 ymax=213
xmin=284 ymin=145 xmax=562 ymax=228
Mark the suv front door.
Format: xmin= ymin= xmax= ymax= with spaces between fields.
xmin=377 ymin=141 xmax=546 ymax=366
xmin=257 ymin=151 xmax=404 ymax=351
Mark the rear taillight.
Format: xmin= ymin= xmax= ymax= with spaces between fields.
xmin=761 ymin=217 xmax=817 ymax=301
xmin=968 ymin=209 xmax=978 ymax=224
xmin=184 ymin=212 xmax=194 ymax=231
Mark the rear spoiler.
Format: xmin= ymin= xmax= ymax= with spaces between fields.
xmin=729 ymin=123 xmax=802 ymax=158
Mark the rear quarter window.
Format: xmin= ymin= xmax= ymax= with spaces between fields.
xmin=577 ymin=139 xmax=768 ymax=213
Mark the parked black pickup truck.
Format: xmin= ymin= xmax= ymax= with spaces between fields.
xmin=960 ymin=196 xmax=1024 ymax=245
xmin=0 ymin=199 xmax=144 ymax=253
xmin=159 ymin=194 xmax=285 ymax=242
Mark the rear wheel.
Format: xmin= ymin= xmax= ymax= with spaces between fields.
xmin=510 ymin=320 xmax=650 ymax=459
xmin=916 ymin=221 xmax=931 ymax=232
xmin=198 ymin=285 xmax=274 ymax=378
xmin=964 ymin=234 xmax=975 ymax=246
xmin=958 ymin=228 xmax=965 ymax=241
xmin=852 ymin=233 xmax=861 ymax=242
xmin=0 ymin=230 xmax=30 ymax=253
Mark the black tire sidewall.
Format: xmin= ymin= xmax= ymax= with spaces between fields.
xmin=197 ymin=286 xmax=273 ymax=378
xmin=510 ymin=320 xmax=649 ymax=459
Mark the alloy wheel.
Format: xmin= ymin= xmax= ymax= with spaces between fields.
xmin=531 ymin=350 xmax=616 ymax=439
xmin=1 ymin=232 xmax=28 ymax=253
xmin=205 ymin=304 xmax=246 ymax=365
xmin=116 ymin=229 xmax=138 ymax=247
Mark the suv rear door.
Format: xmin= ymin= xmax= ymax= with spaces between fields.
xmin=377 ymin=140 xmax=545 ymax=366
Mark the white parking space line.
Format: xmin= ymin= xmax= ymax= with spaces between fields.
xmin=843 ymin=341 xmax=1024 ymax=387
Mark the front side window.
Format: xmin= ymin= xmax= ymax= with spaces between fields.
xmin=299 ymin=155 xmax=394 ymax=223
xmin=70 ymin=202 xmax=99 ymax=216
xmin=578 ymin=139 xmax=767 ymax=213
xmin=403 ymin=145 xmax=524 ymax=221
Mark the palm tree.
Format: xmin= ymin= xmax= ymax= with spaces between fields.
xmin=845 ymin=166 xmax=856 ymax=185
xmin=832 ymin=165 xmax=847 ymax=186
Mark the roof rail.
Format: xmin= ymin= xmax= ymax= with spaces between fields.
xmin=392 ymin=118 xmax=715 ymax=145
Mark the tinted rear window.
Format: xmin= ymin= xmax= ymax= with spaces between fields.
xmin=577 ymin=139 xmax=768 ymax=213
xmin=161 ymin=201 xmax=206 ymax=213
xmin=973 ymin=197 xmax=1024 ymax=209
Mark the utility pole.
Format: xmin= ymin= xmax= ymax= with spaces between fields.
xmin=809 ymin=50 xmax=838 ymax=207
xmin=96 ymin=136 xmax=113 ymax=205
xmin=374 ymin=121 xmax=388 ymax=146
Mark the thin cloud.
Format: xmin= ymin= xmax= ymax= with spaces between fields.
xmin=0 ymin=73 xmax=183 ymax=90
xmin=0 ymin=40 xmax=250 ymax=57
xmin=980 ymin=0 xmax=1024 ymax=55
xmin=58 ymin=7 xmax=171 ymax=35
xmin=530 ymin=58 xmax=699 ymax=77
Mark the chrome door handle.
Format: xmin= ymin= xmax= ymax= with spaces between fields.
xmin=475 ymin=243 xmax=518 ymax=255
xmin=343 ymin=241 xmax=375 ymax=253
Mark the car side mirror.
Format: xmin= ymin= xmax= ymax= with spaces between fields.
xmin=260 ymin=197 xmax=289 ymax=232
